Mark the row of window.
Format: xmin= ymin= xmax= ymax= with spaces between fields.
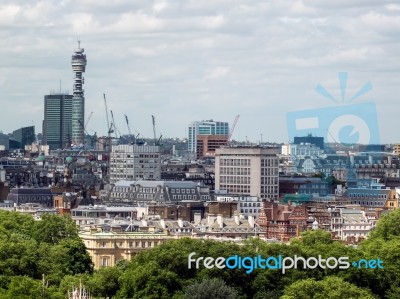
xmin=220 ymin=159 xmax=251 ymax=167
xmin=240 ymin=208 xmax=261 ymax=214
xmin=261 ymin=177 xmax=278 ymax=184
xmin=220 ymin=167 xmax=250 ymax=175
xmin=241 ymin=202 xmax=261 ymax=207
xmin=171 ymin=189 xmax=196 ymax=194
xmin=261 ymin=186 xmax=278 ymax=194
xmin=220 ymin=176 xmax=250 ymax=184
xmin=261 ymin=159 xmax=278 ymax=167
xmin=172 ymin=195 xmax=197 ymax=200
xmin=220 ymin=184 xmax=250 ymax=194
xmin=100 ymin=240 xmax=165 ymax=248
xmin=348 ymin=193 xmax=387 ymax=199
xmin=350 ymin=201 xmax=383 ymax=206
xmin=261 ymin=168 xmax=279 ymax=176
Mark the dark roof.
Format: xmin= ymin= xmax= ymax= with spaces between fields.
xmin=9 ymin=188 xmax=53 ymax=195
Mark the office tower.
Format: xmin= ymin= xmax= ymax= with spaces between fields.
xmin=188 ymin=120 xmax=229 ymax=158
xmin=11 ymin=126 xmax=35 ymax=149
xmin=294 ymin=134 xmax=324 ymax=150
xmin=215 ymin=147 xmax=280 ymax=199
xmin=71 ymin=41 xmax=87 ymax=145
xmin=43 ymin=93 xmax=73 ymax=150
xmin=109 ymin=144 xmax=161 ymax=183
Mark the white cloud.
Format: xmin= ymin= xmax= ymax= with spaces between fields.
xmin=204 ymin=66 xmax=231 ymax=80
xmin=0 ymin=0 xmax=399 ymax=142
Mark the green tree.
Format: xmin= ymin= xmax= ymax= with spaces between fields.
xmin=87 ymin=266 xmax=122 ymax=298
xmin=32 ymin=214 xmax=79 ymax=244
xmin=367 ymin=209 xmax=400 ymax=241
xmin=4 ymin=276 xmax=52 ymax=299
xmin=184 ymin=278 xmax=239 ymax=299
xmin=118 ymin=261 xmax=181 ymax=299
xmin=281 ymin=276 xmax=376 ymax=299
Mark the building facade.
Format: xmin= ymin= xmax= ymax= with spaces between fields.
xmin=215 ymin=147 xmax=279 ymax=200
xmin=109 ymin=144 xmax=161 ymax=183
xmin=294 ymin=135 xmax=324 ymax=150
xmin=43 ymin=93 xmax=73 ymax=150
xmin=12 ymin=126 xmax=35 ymax=149
xmin=188 ymin=120 xmax=229 ymax=158
xmin=71 ymin=41 xmax=87 ymax=145
xmin=101 ymin=180 xmax=211 ymax=204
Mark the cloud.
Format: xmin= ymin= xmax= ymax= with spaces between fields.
xmin=204 ymin=66 xmax=231 ymax=80
xmin=0 ymin=0 xmax=399 ymax=143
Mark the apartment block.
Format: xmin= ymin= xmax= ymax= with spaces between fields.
xmin=215 ymin=146 xmax=279 ymax=200
xmin=109 ymin=145 xmax=161 ymax=183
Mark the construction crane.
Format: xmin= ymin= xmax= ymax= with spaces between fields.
xmin=85 ymin=111 xmax=93 ymax=131
xmin=124 ymin=114 xmax=135 ymax=145
xmin=227 ymin=115 xmax=240 ymax=146
xmin=151 ymin=115 xmax=157 ymax=145
xmin=78 ymin=119 xmax=99 ymax=148
xmin=103 ymin=93 xmax=114 ymax=156
xmin=110 ymin=110 xmax=119 ymax=139
xmin=103 ymin=94 xmax=112 ymax=136
xmin=151 ymin=115 xmax=163 ymax=146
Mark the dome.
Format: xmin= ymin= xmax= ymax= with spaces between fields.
xmin=37 ymin=155 xmax=45 ymax=162
xmin=66 ymin=156 xmax=73 ymax=163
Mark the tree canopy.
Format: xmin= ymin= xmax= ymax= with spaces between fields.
xmin=0 ymin=209 xmax=397 ymax=298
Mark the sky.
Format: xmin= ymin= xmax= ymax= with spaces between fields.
xmin=0 ymin=0 xmax=399 ymax=144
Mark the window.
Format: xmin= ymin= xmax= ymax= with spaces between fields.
xmin=101 ymin=257 xmax=109 ymax=267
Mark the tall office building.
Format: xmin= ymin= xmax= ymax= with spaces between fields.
xmin=109 ymin=144 xmax=161 ymax=183
xmin=188 ymin=120 xmax=229 ymax=158
xmin=12 ymin=126 xmax=35 ymax=149
xmin=71 ymin=41 xmax=87 ymax=145
xmin=215 ymin=147 xmax=280 ymax=200
xmin=43 ymin=93 xmax=73 ymax=150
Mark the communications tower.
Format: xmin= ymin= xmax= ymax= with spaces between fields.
xmin=71 ymin=40 xmax=87 ymax=146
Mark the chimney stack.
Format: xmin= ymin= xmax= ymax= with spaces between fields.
xmin=217 ymin=214 xmax=223 ymax=228
xmin=178 ymin=218 xmax=183 ymax=228
xmin=194 ymin=213 xmax=202 ymax=225
xmin=248 ymin=215 xmax=255 ymax=227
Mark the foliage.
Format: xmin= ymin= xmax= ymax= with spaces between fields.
xmin=280 ymin=276 xmax=376 ymax=299
xmin=0 ymin=209 xmax=399 ymax=298
xmin=184 ymin=278 xmax=239 ymax=299
xmin=0 ymin=210 xmax=93 ymax=296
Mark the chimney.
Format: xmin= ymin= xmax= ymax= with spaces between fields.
xmin=350 ymin=155 xmax=355 ymax=165
xmin=178 ymin=218 xmax=183 ymax=228
xmin=234 ymin=214 xmax=240 ymax=226
xmin=248 ymin=215 xmax=255 ymax=228
xmin=207 ymin=214 xmax=215 ymax=226
xmin=160 ymin=219 xmax=166 ymax=229
xmin=217 ymin=214 xmax=223 ymax=228
xmin=194 ymin=213 xmax=202 ymax=225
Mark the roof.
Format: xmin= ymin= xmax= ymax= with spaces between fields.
xmin=114 ymin=180 xmax=204 ymax=189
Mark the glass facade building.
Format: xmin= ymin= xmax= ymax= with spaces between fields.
xmin=43 ymin=94 xmax=73 ymax=150
xmin=11 ymin=126 xmax=35 ymax=149
xmin=188 ymin=120 xmax=229 ymax=153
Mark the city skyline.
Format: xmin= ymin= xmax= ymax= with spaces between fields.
xmin=1 ymin=1 xmax=399 ymax=143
